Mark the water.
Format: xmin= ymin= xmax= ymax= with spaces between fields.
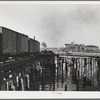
xmin=39 ymin=56 xmax=99 ymax=91
xmin=2 ymin=56 xmax=98 ymax=91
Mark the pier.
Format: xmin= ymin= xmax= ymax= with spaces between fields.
xmin=0 ymin=51 xmax=100 ymax=91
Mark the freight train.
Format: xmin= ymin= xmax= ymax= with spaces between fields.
xmin=0 ymin=26 xmax=40 ymax=62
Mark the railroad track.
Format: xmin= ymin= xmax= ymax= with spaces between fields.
xmin=0 ymin=54 xmax=41 ymax=71
xmin=0 ymin=52 xmax=56 ymax=71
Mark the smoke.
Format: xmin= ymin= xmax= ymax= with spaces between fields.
xmin=0 ymin=4 xmax=100 ymax=47
xmin=39 ymin=5 xmax=100 ymax=47
xmin=39 ymin=9 xmax=70 ymax=47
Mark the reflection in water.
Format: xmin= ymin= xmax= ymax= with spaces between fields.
xmin=37 ymin=56 xmax=99 ymax=91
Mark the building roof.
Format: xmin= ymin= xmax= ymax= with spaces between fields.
xmin=65 ymin=44 xmax=71 ymax=46
xmin=85 ymin=45 xmax=99 ymax=48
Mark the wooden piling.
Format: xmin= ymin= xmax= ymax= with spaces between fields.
xmin=62 ymin=58 xmax=64 ymax=85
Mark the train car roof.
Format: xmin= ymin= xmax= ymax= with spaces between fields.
xmin=0 ymin=26 xmax=28 ymax=37
xmin=0 ymin=26 xmax=40 ymax=43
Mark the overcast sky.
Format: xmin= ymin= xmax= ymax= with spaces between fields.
xmin=0 ymin=2 xmax=100 ymax=48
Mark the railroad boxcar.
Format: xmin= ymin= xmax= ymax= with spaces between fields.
xmin=33 ymin=40 xmax=38 ymax=53
xmin=37 ymin=41 xmax=40 ymax=52
xmin=35 ymin=41 xmax=40 ymax=53
xmin=0 ymin=27 xmax=29 ymax=56
xmin=28 ymin=38 xmax=40 ymax=54
xmin=16 ymin=32 xmax=21 ymax=54
xmin=0 ymin=26 xmax=40 ymax=61
xmin=35 ymin=41 xmax=38 ymax=53
xmin=0 ymin=27 xmax=17 ymax=55
xmin=0 ymin=28 xmax=2 ymax=55
xmin=20 ymin=34 xmax=28 ymax=54
xmin=28 ymin=38 xmax=34 ymax=53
